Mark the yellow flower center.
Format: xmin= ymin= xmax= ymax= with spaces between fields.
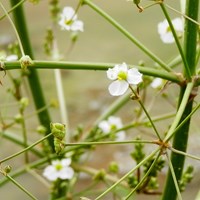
xmin=166 ymin=26 xmax=171 ymax=33
xmin=117 ymin=71 xmax=127 ymax=80
xmin=55 ymin=163 xmax=63 ymax=171
xmin=65 ymin=19 xmax=73 ymax=25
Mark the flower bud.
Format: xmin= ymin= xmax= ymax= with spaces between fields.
xmin=50 ymin=122 xmax=66 ymax=140
xmin=4 ymin=165 xmax=12 ymax=174
xmin=37 ymin=125 xmax=47 ymax=135
xmin=15 ymin=113 xmax=23 ymax=123
xmin=54 ymin=138 xmax=65 ymax=154
xmin=20 ymin=55 xmax=34 ymax=70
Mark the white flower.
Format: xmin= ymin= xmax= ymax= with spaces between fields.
xmin=158 ymin=18 xmax=184 ymax=44
xmin=43 ymin=158 xmax=74 ymax=181
xmin=98 ymin=116 xmax=126 ymax=141
xmin=6 ymin=54 xmax=18 ymax=61
xmin=58 ymin=7 xmax=84 ymax=32
xmin=150 ymin=78 xmax=163 ymax=89
xmin=107 ymin=62 xmax=143 ymax=96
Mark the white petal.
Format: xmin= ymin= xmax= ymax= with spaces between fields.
xmin=116 ymin=131 xmax=126 ymax=141
xmin=71 ymin=20 xmax=84 ymax=32
xmin=127 ymin=68 xmax=143 ymax=85
xmin=43 ymin=166 xmax=58 ymax=181
xmin=59 ymin=167 xmax=74 ymax=180
xmin=108 ymin=116 xmax=123 ymax=129
xmin=6 ymin=55 xmax=18 ymax=61
xmin=107 ymin=68 xmax=118 ymax=80
xmin=61 ymin=158 xmax=71 ymax=166
xmin=98 ymin=121 xmax=111 ymax=133
xmin=108 ymin=80 xmax=129 ymax=96
xmin=62 ymin=7 xmax=77 ymax=20
xmin=116 ymin=62 xmax=128 ymax=72
xmin=151 ymin=78 xmax=163 ymax=88
xmin=160 ymin=32 xmax=174 ymax=43
xmin=172 ymin=18 xmax=183 ymax=32
xmin=158 ymin=19 xmax=168 ymax=35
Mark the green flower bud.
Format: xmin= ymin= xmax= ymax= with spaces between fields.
xmin=15 ymin=113 xmax=23 ymax=123
xmin=54 ymin=138 xmax=65 ymax=154
xmin=108 ymin=162 xmax=119 ymax=173
xmin=20 ymin=97 xmax=29 ymax=110
xmin=4 ymin=165 xmax=12 ymax=174
xmin=50 ymin=122 xmax=66 ymax=140
xmin=20 ymin=55 xmax=34 ymax=70
xmin=93 ymin=169 xmax=106 ymax=181
xmin=36 ymin=125 xmax=47 ymax=135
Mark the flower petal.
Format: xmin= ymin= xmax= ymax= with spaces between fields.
xmin=71 ymin=20 xmax=84 ymax=32
xmin=98 ymin=120 xmax=111 ymax=133
xmin=59 ymin=167 xmax=74 ymax=180
xmin=127 ymin=68 xmax=143 ymax=85
xmin=108 ymin=80 xmax=129 ymax=96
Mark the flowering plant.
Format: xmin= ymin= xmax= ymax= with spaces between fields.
xmin=0 ymin=1 xmax=199 ymax=200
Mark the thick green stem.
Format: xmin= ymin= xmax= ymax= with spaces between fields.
xmin=9 ymin=0 xmax=54 ymax=150
xmin=4 ymin=61 xmax=182 ymax=84
xmin=162 ymin=0 xmax=199 ymax=199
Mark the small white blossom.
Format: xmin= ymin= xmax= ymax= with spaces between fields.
xmin=98 ymin=116 xmax=126 ymax=141
xmin=43 ymin=158 xmax=74 ymax=181
xmin=6 ymin=54 xmax=18 ymax=61
xmin=58 ymin=7 xmax=84 ymax=32
xmin=158 ymin=18 xmax=184 ymax=44
xmin=150 ymin=78 xmax=163 ymax=89
xmin=107 ymin=62 xmax=143 ymax=96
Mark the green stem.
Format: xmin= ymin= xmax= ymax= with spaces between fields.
xmin=9 ymin=0 xmax=54 ymax=150
xmin=4 ymin=61 xmax=182 ymax=84
xmin=164 ymin=82 xmax=194 ymax=142
xmin=0 ymin=133 xmax=52 ymax=164
xmin=64 ymin=139 xmax=154 ymax=146
xmin=160 ymin=3 xmax=191 ymax=79
xmin=5 ymin=174 xmax=38 ymax=200
xmin=129 ymin=86 xmax=162 ymax=140
xmin=124 ymin=152 xmax=160 ymax=200
xmin=94 ymin=148 xmax=160 ymax=200
xmin=82 ymin=0 xmax=172 ymax=72
xmin=166 ymin=152 xmax=182 ymax=200
xmin=2 ymin=131 xmax=43 ymax=157
xmin=162 ymin=0 xmax=199 ymax=199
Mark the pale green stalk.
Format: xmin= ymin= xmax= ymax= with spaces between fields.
xmin=82 ymin=0 xmax=173 ymax=72
xmin=124 ymin=152 xmax=160 ymax=199
xmin=64 ymin=139 xmax=154 ymax=147
xmin=166 ymin=152 xmax=183 ymax=200
xmin=5 ymin=174 xmax=38 ymax=200
xmin=0 ymin=0 xmax=26 ymax=20
xmin=0 ymin=133 xmax=53 ymax=164
xmin=0 ymin=2 xmax=25 ymax=55
xmin=94 ymin=148 xmax=160 ymax=200
xmin=4 ymin=61 xmax=182 ymax=84
xmin=54 ymin=69 xmax=70 ymax=142
xmin=170 ymin=147 xmax=200 ymax=161
xmin=164 ymin=82 xmax=194 ymax=142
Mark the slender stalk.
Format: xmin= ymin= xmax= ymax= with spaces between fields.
xmin=54 ymin=69 xmax=69 ymax=142
xmin=160 ymin=3 xmax=191 ymax=79
xmin=64 ymin=139 xmax=154 ymax=146
xmin=4 ymin=61 xmax=182 ymax=84
xmin=124 ymin=152 xmax=160 ymax=199
xmin=5 ymin=174 xmax=38 ymax=200
xmin=9 ymin=0 xmax=54 ymax=150
xmin=164 ymin=82 xmax=194 ymax=142
xmin=82 ymin=0 xmax=172 ymax=72
xmin=166 ymin=152 xmax=182 ymax=200
xmin=0 ymin=133 xmax=52 ymax=164
xmin=94 ymin=148 xmax=160 ymax=200
xmin=2 ymin=131 xmax=43 ymax=157
xmin=162 ymin=0 xmax=199 ymax=199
